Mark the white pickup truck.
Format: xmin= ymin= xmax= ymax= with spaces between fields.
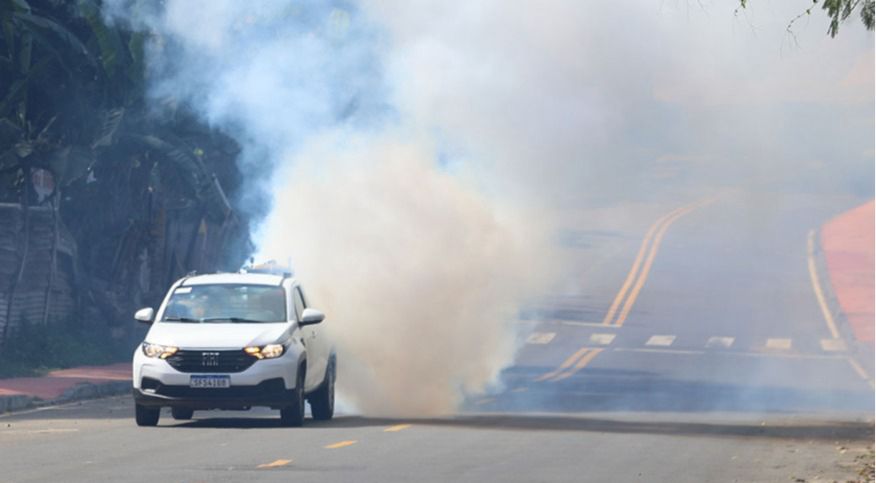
xmin=131 ymin=271 xmax=335 ymax=427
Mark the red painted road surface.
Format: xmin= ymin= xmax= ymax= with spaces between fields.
xmin=0 ymin=362 xmax=130 ymax=400
xmin=822 ymin=200 xmax=875 ymax=344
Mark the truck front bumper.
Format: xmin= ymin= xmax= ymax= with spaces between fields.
xmin=133 ymin=377 xmax=296 ymax=410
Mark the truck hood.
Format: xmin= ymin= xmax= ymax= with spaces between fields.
xmin=144 ymin=322 xmax=291 ymax=350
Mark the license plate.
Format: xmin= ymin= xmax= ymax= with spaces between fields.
xmin=190 ymin=375 xmax=231 ymax=388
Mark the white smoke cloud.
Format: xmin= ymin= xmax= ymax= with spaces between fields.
xmin=103 ymin=0 xmax=872 ymax=415
xmin=104 ymin=0 xmax=554 ymax=416
xmin=365 ymin=0 xmax=873 ymax=200
xmin=258 ymin=134 xmax=549 ymax=415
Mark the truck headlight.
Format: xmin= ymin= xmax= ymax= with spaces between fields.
xmin=244 ymin=343 xmax=284 ymax=360
xmin=142 ymin=342 xmax=179 ymax=359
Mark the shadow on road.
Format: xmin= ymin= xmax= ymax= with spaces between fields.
xmin=3 ymin=395 xmax=871 ymax=443
xmin=488 ymin=365 xmax=875 ymax=414
xmin=410 ymin=415 xmax=874 ymax=441
xmin=171 ymin=414 xmax=873 ymax=442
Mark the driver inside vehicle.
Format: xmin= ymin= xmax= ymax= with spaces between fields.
xmin=163 ymin=291 xmax=210 ymax=321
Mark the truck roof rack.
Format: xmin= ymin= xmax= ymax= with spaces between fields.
xmin=242 ymin=260 xmax=294 ymax=278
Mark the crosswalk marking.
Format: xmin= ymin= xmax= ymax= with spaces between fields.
xmin=589 ymin=333 xmax=616 ymax=345
xmin=523 ymin=331 xmax=844 ymax=354
xmin=765 ymin=338 xmax=792 ymax=350
xmin=706 ymin=336 xmax=735 ymax=349
xmin=645 ymin=335 xmax=676 ymax=347
xmin=820 ymin=338 xmax=847 ymax=352
xmin=526 ymin=332 xmax=556 ymax=344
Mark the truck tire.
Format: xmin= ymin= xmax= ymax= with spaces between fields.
xmin=135 ymin=404 xmax=160 ymax=427
xmin=309 ymin=358 xmax=335 ymax=421
xmin=280 ymin=366 xmax=306 ymax=427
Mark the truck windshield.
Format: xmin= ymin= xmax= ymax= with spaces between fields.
xmin=161 ymin=284 xmax=286 ymax=323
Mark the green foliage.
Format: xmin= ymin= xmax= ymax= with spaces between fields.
xmin=822 ymin=0 xmax=876 ymax=36
xmin=0 ymin=0 xmax=252 ymax=358
xmin=0 ymin=318 xmax=132 ymax=378
xmin=740 ymin=0 xmax=875 ymax=37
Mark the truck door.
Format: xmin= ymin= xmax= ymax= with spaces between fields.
xmin=294 ymin=285 xmax=327 ymax=390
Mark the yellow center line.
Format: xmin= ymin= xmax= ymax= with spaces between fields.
xmin=324 ymin=440 xmax=358 ymax=449
xmin=384 ymin=424 xmax=412 ymax=432
xmin=534 ymin=347 xmax=591 ymax=381
xmin=614 ymin=203 xmax=698 ymax=326
xmin=846 ymin=357 xmax=875 ymax=389
xmin=806 ymin=229 xmax=841 ymax=339
xmin=600 ymin=207 xmax=684 ymax=325
xmin=550 ymin=348 xmax=604 ymax=382
xmin=612 ymin=198 xmax=715 ymax=327
xmin=257 ymin=459 xmax=292 ymax=468
xmin=536 ymin=199 xmax=713 ymax=385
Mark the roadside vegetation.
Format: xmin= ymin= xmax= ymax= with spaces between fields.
xmin=738 ymin=0 xmax=875 ymax=36
xmin=0 ymin=0 xmax=252 ymax=372
xmin=0 ymin=316 xmax=130 ymax=378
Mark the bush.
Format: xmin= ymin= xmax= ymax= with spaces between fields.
xmin=0 ymin=319 xmax=133 ymax=378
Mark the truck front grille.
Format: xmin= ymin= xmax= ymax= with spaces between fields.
xmin=165 ymin=350 xmax=257 ymax=373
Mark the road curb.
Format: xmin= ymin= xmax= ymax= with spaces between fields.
xmin=0 ymin=380 xmax=131 ymax=415
xmin=0 ymin=394 xmax=35 ymax=413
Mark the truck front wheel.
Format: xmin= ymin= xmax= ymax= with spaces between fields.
xmin=135 ymin=404 xmax=160 ymax=427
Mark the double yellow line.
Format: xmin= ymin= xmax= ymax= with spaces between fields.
xmin=534 ymin=197 xmax=714 ymax=383
xmin=601 ymin=197 xmax=715 ymax=327
xmin=535 ymin=347 xmax=604 ymax=382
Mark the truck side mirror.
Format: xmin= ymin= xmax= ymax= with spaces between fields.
xmin=299 ymin=308 xmax=325 ymax=326
xmin=135 ymin=307 xmax=155 ymax=324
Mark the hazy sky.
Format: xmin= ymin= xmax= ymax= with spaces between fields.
xmin=364 ymin=0 xmax=874 ymax=205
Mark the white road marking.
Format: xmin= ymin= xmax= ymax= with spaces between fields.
xmin=526 ymin=332 xmax=556 ymax=344
xmin=615 ymin=347 xmax=703 ymax=355
xmin=589 ymin=333 xmax=616 ymax=345
xmin=612 ymin=347 xmax=845 ymax=360
xmin=730 ymin=351 xmax=842 ymax=360
xmin=820 ymin=338 xmax=847 ymax=352
xmin=645 ymin=335 xmax=676 ymax=347
xmin=846 ymin=357 xmax=875 ymax=389
xmin=560 ymin=321 xmax=619 ymax=328
xmin=765 ymin=338 xmax=792 ymax=350
xmin=706 ymin=336 xmax=735 ymax=349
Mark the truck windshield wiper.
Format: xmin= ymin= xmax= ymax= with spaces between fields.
xmin=162 ymin=316 xmax=200 ymax=323
xmin=201 ymin=317 xmax=265 ymax=323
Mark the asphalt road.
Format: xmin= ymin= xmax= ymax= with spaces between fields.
xmin=1 ymin=189 xmax=873 ymax=482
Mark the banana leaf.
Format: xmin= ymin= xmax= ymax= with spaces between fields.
xmin=91 ymin=108 xmax=124 ymax=149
